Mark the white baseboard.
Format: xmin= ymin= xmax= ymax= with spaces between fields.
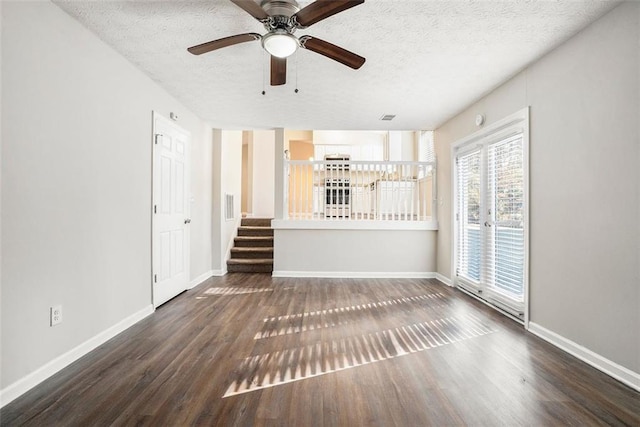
xmin=528 ymin=322 xmax=640 ymax=392
xmin=212 ymin=269 xmax=227 ymax=277
xmin=189 ymin=270 xmax=224 ymax=289
xmin=435 ymin=273 xmax=453 ymax=287
xmin=189 ymin=270 xmax=214 ymax=289
xmin=0 ymin=304 xmax=154 ymax=408
xmin=272 ymin=271 xmax=436 ymax=279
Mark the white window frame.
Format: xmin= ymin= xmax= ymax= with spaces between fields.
xmin=451 ymin=107 xmax=530 ymax=327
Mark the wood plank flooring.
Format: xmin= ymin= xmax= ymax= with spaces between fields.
xmin=2 ymin=275 xmax=639 ymax=426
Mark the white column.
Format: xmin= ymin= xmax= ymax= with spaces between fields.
xmin=274 ymin=128 xmax=286 ymax=219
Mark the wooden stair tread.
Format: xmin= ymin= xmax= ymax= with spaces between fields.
xmin=240 ymin=218 xmax=272 ymax=227
xmin=227 ymin=258 xmax=273 ymax=265
xmin=231 ymin=247 xmax=274 ymax=252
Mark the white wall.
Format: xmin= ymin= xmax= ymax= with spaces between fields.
xmin=274 ymin=229 xmax=436 ymax=276
xmin=285 ymin=130 xmax=313 ymax=146
xmin=1 ymin=1 xmax=214 ymax=401
xmin=211 ymin=130 xmax=243 ymax=272
xmin=190 ymin=123 xmax=214 ymax=282
xmin=220 ymin=131 xmax=243 ymax=264
xmin=0 ymin=1 xmax=4 ymax=398
xmin=251 ymin=130 xmax=275 ymax=218
xmin=0 ymin=0 xmax=3 ymax=394
xmin=387 ymin=131 xmax=415 ymax=161
xmin=313 ymin=130 xmax=386 ymax=146
xmin=435 ymin=2 xmax=639 ymax=374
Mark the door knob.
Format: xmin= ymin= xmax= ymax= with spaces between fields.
xmin=184 ymin=218 xmax=192 ymax=224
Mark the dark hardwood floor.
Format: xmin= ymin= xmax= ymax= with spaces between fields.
xmin=2 ymin=275 xmax=639 ymax=426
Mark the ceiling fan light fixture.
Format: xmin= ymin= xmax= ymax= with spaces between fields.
xmin=262 ymin=31 xmax=298 ymax=58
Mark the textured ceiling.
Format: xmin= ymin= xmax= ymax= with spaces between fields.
xmin=53 ymin=0 xmax=619 ymax=130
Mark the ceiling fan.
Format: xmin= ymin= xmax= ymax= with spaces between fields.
xmin=188 ymin=0 xmax=366 ymax=86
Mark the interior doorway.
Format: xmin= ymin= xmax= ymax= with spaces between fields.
xmin=151 ymin=112 xmax=191 ymax=307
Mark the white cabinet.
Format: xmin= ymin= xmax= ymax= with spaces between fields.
xmin=387 ymin=131 xmax=416 ymax=161
xmin=313 ymin=143 xmax=384 ymax=161
xmin=359 ymin=144 xmax=373 ymax=161
xmin=350 ymin=145 xmax=361 ymax=160
xmin=351 ymin=185 xmax=371 ymax=216
xmin=314 ymin=145 xmax=326 ymax=160
xmin=372 ymin=144 xmax=384 ymax=161
xmin=322 ymin=145 xmax=351 ymax=157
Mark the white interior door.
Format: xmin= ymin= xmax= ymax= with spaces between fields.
xmin=152 ymin=113 xmax=190 ymax=308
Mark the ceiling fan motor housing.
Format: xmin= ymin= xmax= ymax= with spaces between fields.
xmin=261 ymin=0 xmax=300 ymax=18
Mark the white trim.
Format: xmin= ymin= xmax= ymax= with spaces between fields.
xmin=211 ymin=269 xmax=226 ymax=277
xmin=451 ymin=107 xmax=530 ymax=326
xmin=272 ymin=271 xmax=436 ymax=279
xmin=457 ymin=286 xmax=524 ymax=325
xmin=435 ymin=273 xmax=453 ymax=287
xmin=272 ymin=219 xmax=438 ymax=231
xmin=189 ymin=270 xmax=214 ymax=289
xmin=0 ymin=305 xmax=154 ymax=408
xmin=151 ymin=111 xmax=192 ymax=308
xmin=528 ymin=322 xmax=640 ymax=392
xmin=224 ymin=216 xmax=243 ymax=263
xmin=452 ymin=108 xmax=529 ymax=148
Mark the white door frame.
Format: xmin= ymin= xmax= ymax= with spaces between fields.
xmin=151 ymin=111 xmax=191 ymax=308
xmin=451 ymin=107 xmax=530 ymax=327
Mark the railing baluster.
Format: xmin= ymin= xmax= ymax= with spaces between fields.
xmin=302 ymin=163 xmax=306 ymax=220
xmin=284 ymin=159 xmax=436 ymax=223
xmin=403 ymin=164 xmax=408 ymax=221
xmin=423 ymin=165 xmax=428 ymax=221
xmin=296 ymin=163 xmax=300 ymax=219
xmin=367 ymin=163 xmax=371 ymax=220
xmin=305 ymin=163 xmax=310 ymax=219
xmin=301 ymin=163 xmax=305 ymax=219
xmin=410 ymin=164 xmax=415 ymax=221
xmin=416 ymin=164 xmax=422 ymax=221
xmin=355 ymin=163 xmax=360 ymax=220
xmin=391 ymin=165 xmax=396 ymax=221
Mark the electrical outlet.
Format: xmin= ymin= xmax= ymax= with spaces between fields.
xmin=50 ymin=305 xmax=62 ymax=326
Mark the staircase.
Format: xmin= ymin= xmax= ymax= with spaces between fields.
xmin=227 ymin=218 xmax=273 ymax=273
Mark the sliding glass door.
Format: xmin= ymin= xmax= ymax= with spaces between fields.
xmin=454 ymin=110 xmax=528 ymax=320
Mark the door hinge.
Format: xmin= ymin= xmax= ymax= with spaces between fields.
xmin=456 ymin=212 xmax=459 ymax=221
xmin=154 ymin=205 xmax=157 ymax=214
xmin=154 ymin=134 xmax=162 ymax=145
xmin=154 ymin=274 xmax=157 ymax=283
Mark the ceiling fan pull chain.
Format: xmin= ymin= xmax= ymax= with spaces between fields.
xmin=261 ymin=48 xmax=267 ymax=95
xmin=294 ymin=50 xmax=299 ymax=94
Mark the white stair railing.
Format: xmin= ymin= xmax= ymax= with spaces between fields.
xmin=285 ymin=160 xmax=436 ymax=222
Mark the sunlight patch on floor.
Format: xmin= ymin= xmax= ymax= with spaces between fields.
xmin=203 ymin=287 xmax=273 ymax=296
xmin=254 ymin=293 xmax=449 ymax=339
xmin=224 ymin=314 xmax=494 ymax=398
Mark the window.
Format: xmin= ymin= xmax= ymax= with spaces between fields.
xmin=418 ymin=131 xmax=435 ymax=163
